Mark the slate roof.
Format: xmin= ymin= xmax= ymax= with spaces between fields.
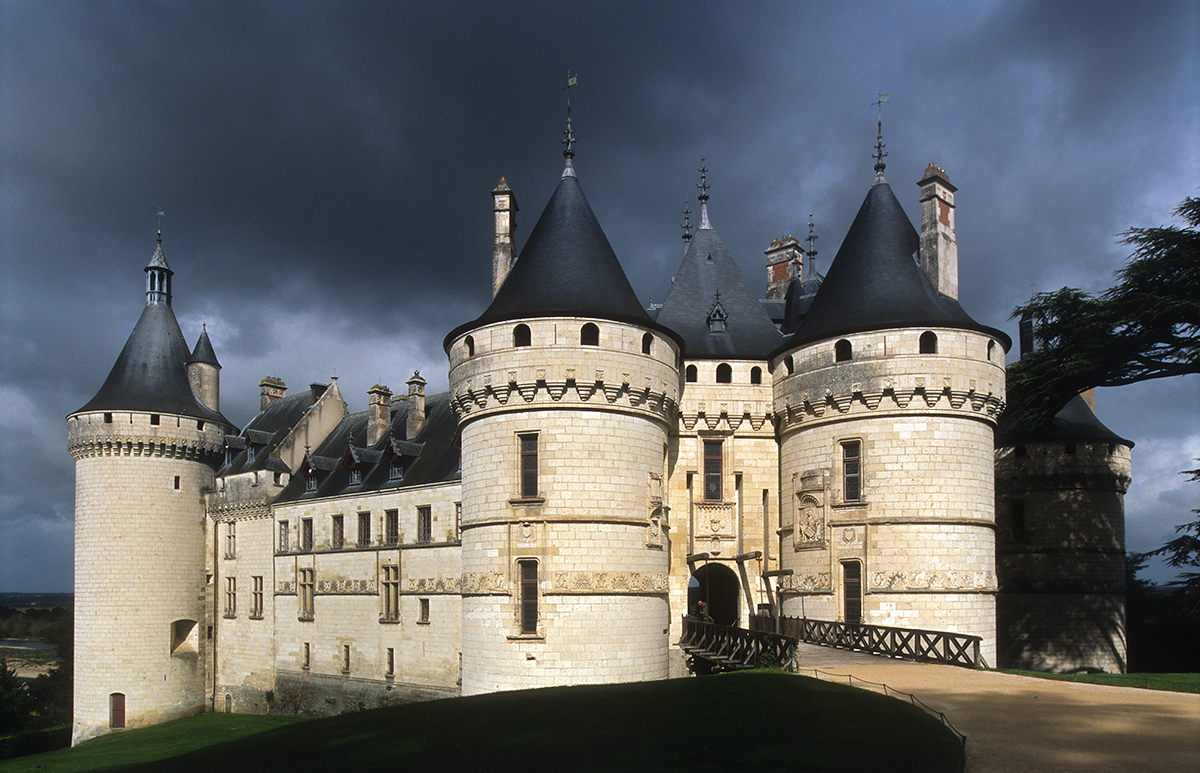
xmin=654 ymin=225 xmax=784 ymax=359
xmin=218 ymin=389 xmax=321 ymax=476
xmin=75 ymin=300 xmax=230 ymax=425
xmin=274 ymin=391 xmax=460 ymax=503
xmin=446 ymin=166 xmax=682 ymax=350
xmin=996 ymin=393 xmax=1134 ymax=447
xmin=776 ymin=181 xmax=1010 ymax=354
xmin=187 ymin=329 xmax=220 ymax=367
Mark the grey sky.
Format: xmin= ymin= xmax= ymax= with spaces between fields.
xmin=1 ymin=0 xmax=1196 ymax=591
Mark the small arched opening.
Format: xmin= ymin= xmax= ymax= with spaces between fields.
xmin=715 ymin=363 xmax=732 ymax=383
xmin=835 ymin=339 xmax=852 ymax=362
xmin=689 ymin=562 xmax=741 ymax=627
xmin=750 ymin=366 xmax=762 ymax=385
xmin=581 ymin=323 xmax=600 ymax=346
xmin=464 ymin=335 xmax=475 ymax=357
xmin=685 ymin=364 xmax=698 ymax=383
xmin=513 ymin=325 xmax=531 ymax=348
xmin=919 ymin=331 xmax=938 ymax=354
xmin=642 ymin=332 xmax=653 ymax=354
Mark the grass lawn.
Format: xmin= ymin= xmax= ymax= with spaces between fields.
xmin=1000 ymin=670 xmax=1200 ymax=694
xmin=0 ymin=671 xmax=962 ymax=772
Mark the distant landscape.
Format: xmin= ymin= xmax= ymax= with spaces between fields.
xmin=0 ymin=594 xmax=73 ymax=613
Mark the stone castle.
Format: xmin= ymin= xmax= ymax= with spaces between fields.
xmin=67 ymin=124 xmax=1133 ymax=744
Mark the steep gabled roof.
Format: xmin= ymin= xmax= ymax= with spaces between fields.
xmin=655 ymin=226 xmax=783 ymax=359
xmin=776 ymin=181 xmax=1009 ymax=354
xmin=445 ymin=167 xmax=682 ymax=350
xmin=74 ymin=301 xmax=229 ymax=425
xmin=218 ymin=390 xmax=316 ymax=475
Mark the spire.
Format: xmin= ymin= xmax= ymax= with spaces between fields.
xmin=561 ymin=73 xmax=577 ymax=179
xmin=697 ymin=157 xmax=711 ymax=230
xmin=681 ymin=200 xmax=693 ymax=245
xmin=872 ymin=91 xmax=890 ymax=184
xmin=802 ymin=214 xmax=819 ymax=283
xmin=144 ymin=230 xmax=173 ymax=306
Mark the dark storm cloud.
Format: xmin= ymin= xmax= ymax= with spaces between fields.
xmin=2 ymin=0 xmax=1197 ymax=590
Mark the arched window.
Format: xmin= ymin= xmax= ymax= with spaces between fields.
xmin=987 ymin=339 xmax=996 ymax=361
xmin=835 ymin=339 xmax=852 ymax=362
xmin=581 ymin=323 xmax=599 ymax=346
xmin=685 ymin=365 xmax=697 ymax=383
xmin=786 ymin=356 xmax=794 ymax=375
xmin=750 ymin=366 xmax=762 ymax=384
xmin=513 ymin=324 xmax=531 ymax=347
xmin=920 ymin=331 xmax=938 ymax=354
xmin=716 ymin=363 xmax=732 ymax=383
xmin=464 ymin=335 xmax=475 ymax=357
xmin=642 ymin=332 xmax=653 ymax=354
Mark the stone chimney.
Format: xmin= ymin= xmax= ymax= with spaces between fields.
xmin=764 ymin=236 xmax=803 ymax=301
xmin=259 ymin=376 xmax=286 ymax=411
xmin=493 ymin=178 xmax=518 ymax=296
xmin=918 ymin=163 xmax=959 ymax=300
xmin=406 ymin=371 xmax=427 ymax=439
xmin=367 ymin=384 xmax=392 ymax=446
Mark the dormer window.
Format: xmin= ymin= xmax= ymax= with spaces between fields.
xmin=348 ymin=468 xmax=362 ymax=485
xmin=706 ymin=299 xmax=728 ymax=333
xmin=389 ymin=460 xmax=403 ymax=481
xmin=305 ymin=475 xmax=317 ymax=493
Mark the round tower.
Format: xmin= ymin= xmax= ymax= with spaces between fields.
xmin=68 ymin=233 xmax=230 ymax=744
xmin=995 ymin=393 xmax=1132 ymax=673
xmin=771 ymin=167 xmax=1008 ymax=665
xmin=445 ymin=127 xmax=682 ymax=694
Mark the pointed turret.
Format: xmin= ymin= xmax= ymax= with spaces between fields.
xmin=186 ymin=326 xmax=221 ymax=413
xmin=76 ymin=236 xmax=230 ymax=425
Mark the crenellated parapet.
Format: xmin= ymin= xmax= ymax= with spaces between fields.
xmin=67 ymin=411 xmax=225 ymax=464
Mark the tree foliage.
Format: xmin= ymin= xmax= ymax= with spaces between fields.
xmin=1143 ymin=464 xmax=1200 ymax=598
xmin=1006 ymin=197 xmax=1200 ymax=428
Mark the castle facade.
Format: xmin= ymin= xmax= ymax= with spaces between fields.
xmin=68 ymin=130 xmax=1132 ymax=744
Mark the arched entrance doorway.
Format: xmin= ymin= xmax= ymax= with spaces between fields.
xmin=689 ymin=562 xmax=741 ymax=626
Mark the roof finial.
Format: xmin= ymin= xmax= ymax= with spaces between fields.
xmin=803 ymin=214 xmax=820 ymax=282
xmin=681 ymin=199 xmax=693 ymax=244
xmin=872 ymin=91 xmax=890 ymax=183
xmin=561 ymin=72 xmax=577 ymax=178
xmin=697 ymin=157 xmax=711 ymax=230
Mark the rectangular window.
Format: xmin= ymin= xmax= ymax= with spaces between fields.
xmin=842 ymin=561 xmax=862 ymax=625
xmin=358 ymin=512 xmax=371 ymax=547
xmin=224 ymin=521 xmax=236 ymax=558
xmin=174 ymin=475 xmax=181 ymax=490
xmin=454 ymin=502 xmax=462 ymax=541
xmin=149 ymin=414 xmax=160 ymax=426
xmin=418 ymin=598 xmax=430 ymax=624
xmin=703 ymin=440 xmax=723 ymax=501
xmin=299 ymin=568 xmax=315 ymax=620
xmin=385 ymin=509 xmax=399 ymax=546
xmin=224 ymin=576 xmax=236 ymax=618
xmin=519 ymin=560 xmax=538 ymax=634
xmin=417 ymin=506 xmax=432 ymax=543
xmin=381 ymin=565 xmax=399 ymax=621
xmin=1010 ymin=500 xmax=1027 ymax=543
xmin=278 ymin=521 xmax=290 ymax=552
xmin=348 ymin=467 xmax=362 ymax=485
xmin=305 ymin=475 xmax=317 ymax=493
xmin=331 ymin=514 xmax=344 ymax=549
xmin=251 ymin=576 xmax=264 ymax=619
xmin=519 ymin=433 xmax=538 ymax=498
xmin=386 ymin=647 xmax=395 ymax=677
xmin=302 ymin=642 xmax=310 ymax=670
xmin=301 ymin=518 xmax=313 ymax=551
xmin=342 ymin=644 xmax=351 ymax=673
xmin=842 ymin=441 xmax=862 ymax=502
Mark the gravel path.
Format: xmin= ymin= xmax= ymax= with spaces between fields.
xmin=792 ymin=643 xmax=1200 ymax=772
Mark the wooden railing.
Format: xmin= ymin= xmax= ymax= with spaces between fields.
xmin=678 ymin=616 xmax=798 ymax=674
xmin=749 ymin=614 xmax=984 ymax=669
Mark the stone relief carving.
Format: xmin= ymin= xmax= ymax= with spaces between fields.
xmin=778 ymin=572 xmax=831 ymax=592
xmin=548 ymin=570 xmax=668 ymax=594
xmin=460 ymin=572 xmax=508 ymax=594
xmin=870 ymin=569 xmax=997 ymax=592
xmin=316 ymin=578 xmax=377 ymax=594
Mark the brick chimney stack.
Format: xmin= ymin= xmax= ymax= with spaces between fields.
xmin=406 ymin=371 xmax=426 ymax=439
xmin=918 ymin=163 xmax=959 ymax=300
xmin=764 ymin=236 xmax=803 ymax=301
xmin=259 ymin=376 xmax=286 ymax=411
xmin=493 ymin=178 xmax=518 ymax=297
xmin=367 ymin=384 xmax=392 ymax=446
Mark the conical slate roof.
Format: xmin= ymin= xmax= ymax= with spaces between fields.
xmin=776 ymin=181 xmax=1008 ymax=354
xmin=187 ymin=328 xmax=221 ymax=367
xmin=447 ymin=168 xmax=680 ymax=348
xmin=74 ymin=303 xmax=229 ymax=424
xmin=996 ymin=393 xmax=1133 ymax=447
xmin=655 ymin=225 xmax=783 ymax=358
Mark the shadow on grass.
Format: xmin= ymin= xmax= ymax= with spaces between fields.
xmin=0 ymin=672 xmax=962 ymax=773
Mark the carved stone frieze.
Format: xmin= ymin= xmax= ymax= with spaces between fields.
xmin=547 ymin=570 xmax=668 ymax=594
xmin=870 ymin=569 xmax=997 ymax=592
xmin=777 ymin=573 xmax=831 ymax=593
xmin=406 ymin=576 xmax=460 ymax=594
xmin=316 ymin=578 xmax=377 ymax=595
xmin=460 ymin=571 xmax=508 ymax=595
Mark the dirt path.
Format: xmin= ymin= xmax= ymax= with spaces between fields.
xmin=793 ymin=643 xmax=1200 ymax=772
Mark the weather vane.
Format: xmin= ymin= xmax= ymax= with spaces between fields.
xmin=156 ymin=206 xmax=166 ymax=238
xmin=872 ymin=91 xmax=890 ymax=180
xmin=562 ymin=72 xmax=577 ymax=162
xmin=697 ymin=157 xmax=711 ymax=230
xmin=682 ymin=200 xmax=693 ymax=243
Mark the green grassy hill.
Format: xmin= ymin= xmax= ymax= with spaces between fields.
xmin=0 ymin=671 xmax=962 ymax=772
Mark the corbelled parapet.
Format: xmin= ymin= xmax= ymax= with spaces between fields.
xmin=68 ymin=411 xmax=226 ymax=464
